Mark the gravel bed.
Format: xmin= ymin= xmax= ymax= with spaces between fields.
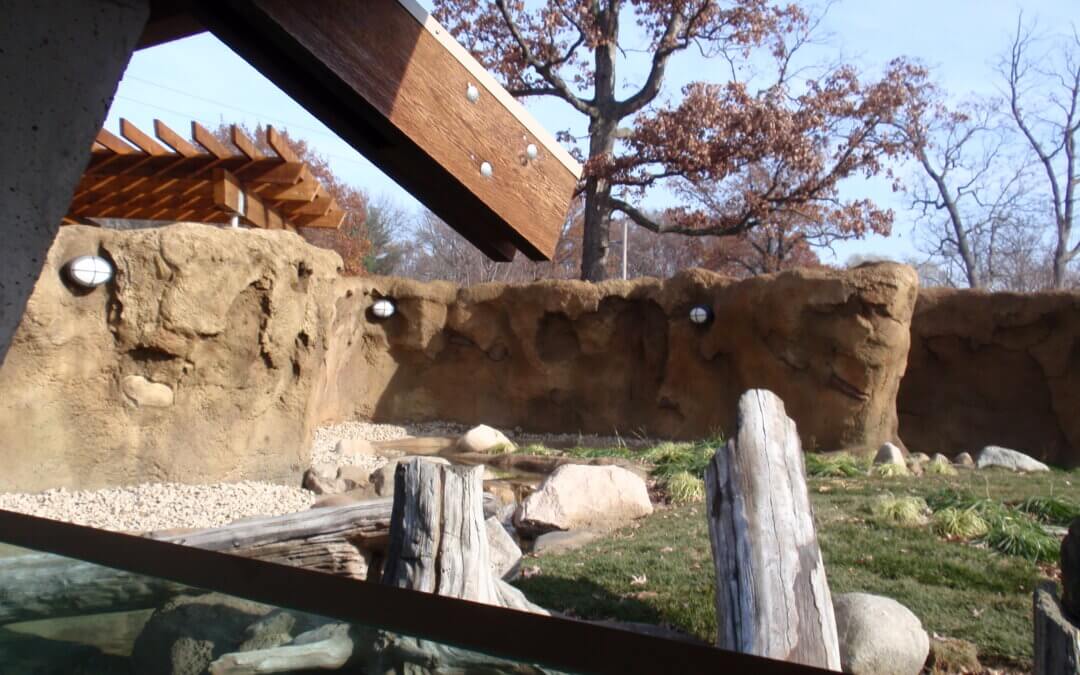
xmin=0 ymin=421 xmax=658 ymax=535
xmin=0 ymin=481 xmax=315 ymax=533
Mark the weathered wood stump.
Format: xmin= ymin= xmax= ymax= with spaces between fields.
xmin=705 ymin=389 xmax=841 ymax=670
xmin=1062 ymin=518 xmax=1079 ymax=622
xmin=383 ymin=458 xmax=546 ymax=614
xmin=1033 ymin=581 xmax=1080 ymax=675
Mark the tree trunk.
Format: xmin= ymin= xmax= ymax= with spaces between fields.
xmin=382 ymin=459 xmax=546 ymax=614
xmin=1033 ymin=581 xmax=1080 ymax=675
xmin=704 ymin=389 xmax=841 ymax=670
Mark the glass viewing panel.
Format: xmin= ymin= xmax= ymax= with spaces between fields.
xmin=0 ymin=543 xmax=571 ymax=674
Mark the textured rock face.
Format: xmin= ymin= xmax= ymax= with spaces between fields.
xmin=314 ymin=264 xmax=919 ymax=453
xmin=900 ymin=288 xmax=1080 ymax=468
xmin=0 ymin=224 xmax=340 ymax=492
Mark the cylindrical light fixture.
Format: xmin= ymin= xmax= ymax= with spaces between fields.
xmin=371 ymin=298 xmax=396 ymax=319
xmin=689 ymin=304 xmax=714 ymax=326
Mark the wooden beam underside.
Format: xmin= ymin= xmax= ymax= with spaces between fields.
xmin=195 ymin=0 xmax=581 ymax=262
xmin=68 ymin=121 xmax=344 ymax=230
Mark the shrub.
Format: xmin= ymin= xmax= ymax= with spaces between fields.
xmin=932 ymin=507 xmax=990 ymax=539
xmin=804 ymin=453 xmax=868 ymax=478
xmin=666 ymin=471 xmax=706 ymax=505
xmin=926 ymin=459 xmax=958 ymax=476
xmin=1013 ymin=495 xmax=1080 ymax=526
xmin=981 ymin=515 xmax=1060 ymax=563
xmin=870 ymin=495 xmax=930 ymax=527
xmin=873 ymin=462 xmax=909 ymax=478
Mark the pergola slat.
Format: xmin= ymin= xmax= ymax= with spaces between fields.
xmin=65 ymin=121 xmax=339 ymax=231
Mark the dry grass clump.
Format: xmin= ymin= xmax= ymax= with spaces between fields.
xmin=870 ymin=495 xmax=930 ymax=527
xmin=873 ymin=462 xmax=909 ymax=478
xmin=932 ymin=507 xmax=990 ymax=539
xmin=666 ymin=471 xmax=705 ymax=505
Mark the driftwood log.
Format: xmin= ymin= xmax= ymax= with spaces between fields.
xmin=382 ymin=459 xmax=546 ymax=614
xmin=209 ymin=460 xmax=552 ymax=673
xmin=0 ymin=494 xmax=491 ymax=626
xmin=704 ymin=389 xmax=841 ymax=670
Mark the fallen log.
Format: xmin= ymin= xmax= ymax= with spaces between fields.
xmin=0 ymin=494 xmax=493 ymax=625
xmin=705 ymin=389 xmax=841 ymax=670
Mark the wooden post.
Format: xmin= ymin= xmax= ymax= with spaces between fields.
xmin=1034 ymin=582 xmax=1080 ymax=675
xmin=382 ymin=459 xmax=546 ymax=614
xmin=705 ymin=389 xmax=841 ymax=670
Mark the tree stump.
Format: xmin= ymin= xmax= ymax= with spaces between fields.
xmin=705 ymin=389 xmax=841 ymax=670
xmin=382 ymin=458 xmax=546 ymax=614
xmin=1033 ymin=581 xmax=1080 ymax=675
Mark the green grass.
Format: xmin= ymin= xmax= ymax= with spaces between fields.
xmin=513 ymin=458 xmax=1080 ymax=671
xmin=869 ymin=495 xmax=929 ymax=527
xmin=804 ymin=452 xmax=869 ymax=478
xmin=513 ymin=438 xmax=719 ymax=502
xmin=1013 ymin=495 xmax=1080 ymax=526
xmin=932 ymin=507 xmax=990 ymax=539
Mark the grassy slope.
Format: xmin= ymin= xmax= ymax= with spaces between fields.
xmin=514 ymin=465 xmax=1080 ymax=670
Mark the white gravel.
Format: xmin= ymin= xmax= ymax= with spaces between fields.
xmin=0 ymin=481 xmax=315 ymax=533
xmin=0 ymin=421 xmax=656 ymax=534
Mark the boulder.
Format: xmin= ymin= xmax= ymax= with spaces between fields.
xmin=336 ymin=465 xmax=371 ymax=491
xmin=457 ymin=425 xmax=516 ymax=454
xmin=370 ymin=456 xmax=450 ymax=497
xmin=485 ymin=516 xmax=522 ymax=581
xmin=874 ymin=443 xmax=905 ymax=466
xmin=833 ymin=593 xmax=929 ymax=675
xmin=334 ymin=438 xmax=377 ymax=462
xmin=930 ymin=453 xmax=949 ymax=464
xmin=953 ymin=452 xmax=975 ymax=466
xmin=302 ymin=463 xmax=346 ymax=495
xmin=131 ymin=593 xmax=275 ymax=675
xmin=976 ymin=445 xmax=1050 ymax=472
xmin=533 ymin=529 xmax=603 ymax=555
xmin=514 ymin=464 xmax=652 ymax=534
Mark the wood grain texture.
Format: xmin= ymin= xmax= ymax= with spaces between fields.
xmin=383 ymin=459 xmax=547 ymax=614
xmin=705 ymin=389 xmax=841 ymax=670
xmin=199 ymin=0 xmax=579 ymax=261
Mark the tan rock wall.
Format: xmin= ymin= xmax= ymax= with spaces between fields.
xmin=899 ymin=288 xmax=1080 ymax=468
xmin=0 ymin=224 xmax=341 ymax=492
xmin=313 ymin=264 xmax=919 ymax=453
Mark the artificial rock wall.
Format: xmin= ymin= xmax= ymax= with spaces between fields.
xmin=0 ymin=224 xmax=340 ymax=492
xmin=313 ymin=265 xmax=919 ymax=455
xmin=899 ymin=288 xmax=1080 ymax=468
xmin=4 ymin=223 xmax=1078 ymax=492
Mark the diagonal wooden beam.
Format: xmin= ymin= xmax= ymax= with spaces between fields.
xmin=191 ymin=121 xmax=235 ymax=159
xmin=266 ymin=125 xmax=299 ymax=162
xmin=95 ymin=128 xmax=137 ymax=155
xmin=154 ymin=119 xmax=201 ymax=157
xmin=120 ymin=118 xmax=169 ymax=155
xmin=231 ymin=124 xmax=265 ymax=160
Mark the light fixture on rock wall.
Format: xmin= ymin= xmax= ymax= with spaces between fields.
xmin=65 ymin=255 xmax=113 ymax=288
xmin=371 ymin=298 xmax=396 ymax=319
xmin=689 ymin=304 xmax=714 ymax=326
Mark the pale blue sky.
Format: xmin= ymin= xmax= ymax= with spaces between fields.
xmin=105 ymin=1 xmax=1078 ymax=264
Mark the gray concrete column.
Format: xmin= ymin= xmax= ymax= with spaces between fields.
xmin=0 ymin=0 xmax=149 ymax=365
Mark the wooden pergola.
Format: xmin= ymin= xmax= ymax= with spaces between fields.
xmin=65 ymin=120 xmax=344 ymax=231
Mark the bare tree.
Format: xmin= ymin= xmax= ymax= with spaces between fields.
xmin=1004 ymin=18 xmax=1080 ymax=288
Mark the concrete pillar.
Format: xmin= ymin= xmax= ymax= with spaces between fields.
xmin=0 ymin=0 xmax=149 ymax=365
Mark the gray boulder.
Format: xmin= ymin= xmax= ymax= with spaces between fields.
xmin=370 ymin=456 xmax=450 ymax=496
xmin=485 ymin=516 xmax=522 ymax=581
xmin=874 ymin=443 xmax=905 ymax=466
xmin=834 ymin=592 xmax=929 ymax=675
xmin=976 ymin=445 xmax=1049 ymax=472
xmin=514 ymin=464 xmax=652 ymax=535
xmin=953 ymin=452 xmax=975 ymax=467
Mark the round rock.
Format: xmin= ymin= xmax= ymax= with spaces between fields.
xmin=834 ymin=592 xmax=929 ymax=675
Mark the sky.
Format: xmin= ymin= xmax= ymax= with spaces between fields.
xmin=105 ymin=0 xmax=1079 ymax=266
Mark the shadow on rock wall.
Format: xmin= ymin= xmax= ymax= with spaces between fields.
xmin=899 ymin=288 xmax=1080 ymax=468
xmin=312 ymin=264 xmax=918 ymax=456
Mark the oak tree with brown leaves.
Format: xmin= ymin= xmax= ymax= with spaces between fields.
xmin=434 ymin=0 xmax=929 ymax=280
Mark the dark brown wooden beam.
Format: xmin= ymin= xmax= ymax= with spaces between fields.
xmin=193 ymin=0 xmax=580 ymax=262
